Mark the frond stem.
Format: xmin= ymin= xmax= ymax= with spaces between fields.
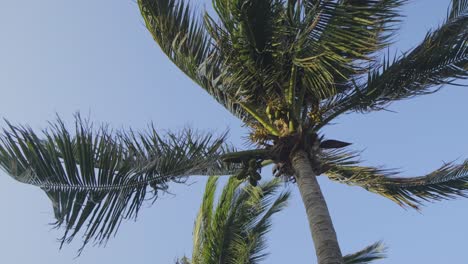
xmin=221 ymin=149 xmax=271 ymax=163
xmin=288 ymin=65 xmax=297 ymax=133
xmin=238 ymin=102 xmax=280 ymax=136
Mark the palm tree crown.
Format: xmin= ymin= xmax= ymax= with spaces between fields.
xmin=139 ymin=0 xmax=468 ymax=197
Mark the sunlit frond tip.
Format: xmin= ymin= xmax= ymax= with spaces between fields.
xmin=0 ymin=116 xmax=236 ymax=253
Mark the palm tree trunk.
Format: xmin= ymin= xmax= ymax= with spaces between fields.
xmin=291 ymin=149 xmax=343 ymax=264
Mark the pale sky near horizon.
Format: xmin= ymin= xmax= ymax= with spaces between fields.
xmin=0 ymin=1 xmax=467 ymax=263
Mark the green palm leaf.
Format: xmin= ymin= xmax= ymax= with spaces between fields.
xmin=295 ymin=0 xmax=405 ymax=100
xmin=190 ymin=177 xmax=290 ymax=264
xmin=138 ymin=0 xmax=248 ymax=120
xmin=324 ymin=0 xmax=467 ymax=121
xmin=343 ymin=241 xmax=387 ymax=264
xmin=0 ymin=117 xmax=237 ymax=252
xmin=450 ymin=0 xmax=468 ymax=20
xmin=203 ymin=0 xmax=286 ymax=104
xmin=322 ymin=149 xmax=468 ymax=209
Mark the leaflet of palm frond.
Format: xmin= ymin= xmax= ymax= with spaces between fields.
xmin=320 ymin=139 xmax=352 ymax=149
xmin=323 ymin=151 xmax=468 ymax=209
xmin=191 ymin=177 xmax=290 ymax=264
xmin=202 ymin=17 xmax=261 ymax=118
xmin=450 ymin=0 xmax=468 ymax=20
xmin=175 ymin=257 xmax=191 ymax=264
xmin=320 ymin=149 xmax=363 ymax=167
xmin=138 ymin=0 xmax=209 ymax=82
xmin=196 ymin=52 xmax=251 ymax=121
xmin=335 ymin=2 xmax=467 ymax=114
xmin=138 ymin=0 xmax=249 ymax=121
xmin=200 ymin=35 xmax=281 ymax=111
xmin=293 ymin=0 xmax=405 ymax=102
xmin=343 ymin=241 xmax=387 ymax=264
xmin=0 ymin=117 xmax=238 ymax=253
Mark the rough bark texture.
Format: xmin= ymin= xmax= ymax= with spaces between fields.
xmin=291 ymin=149 xmax=343 ymax=264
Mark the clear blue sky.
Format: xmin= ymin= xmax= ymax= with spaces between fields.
xmin=0 ymin=1 xmax=467 ymax=263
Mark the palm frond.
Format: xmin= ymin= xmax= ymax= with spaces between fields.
xmin=139 ymin=0 xmax=209 ymax=83
xmin=191 ymin=177 xmax=290 ymax=264
xmin=450 ymin=0 xmax=468 ymax=20
xmin=322 ymin=149 xmax=468 ymax=209
xmin=0 ymin=117 xmax=236 ymax=252
xmin=138 ymin=0 xmax=248 ymax=120
xmin=192 ymin=176 xmax=219 ymax=264
xmin=323 ymin=0 xmax=467 ymax=121
xmin=203 ymin=0 xmax=286 ymax=101
xmin=211 ymin=0 xmax=281 ymax=65
xmin=295 ymin=0 xmax=405 ymax=101
xmin=343 ymin=241 xmax=387 ymax=264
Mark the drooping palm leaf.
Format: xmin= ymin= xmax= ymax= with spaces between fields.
xmin=190 ymin=177 xmax=290 ymax=264
xmin=322 ymin=0 xmax=467 ymax=124
xmin=138 ymin=0 xmax=209 ymax=81
xmin=343 ymin=241 xmax=387 ymax=264
xmin=0 ymin=117 xmax=237 ymax=252
xmin=322 ymin=149 xmax=468 ymax=209
xmin=138 ymin=0 xmax=249 ymax=120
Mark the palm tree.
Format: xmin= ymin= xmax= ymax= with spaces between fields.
xmin=0 ymin=0 xmax=466 ymax=263
xmin=178 ymin=177 xmax=386 ymax=264
xmin=182 ymin=177 xmax=291 ymax=264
